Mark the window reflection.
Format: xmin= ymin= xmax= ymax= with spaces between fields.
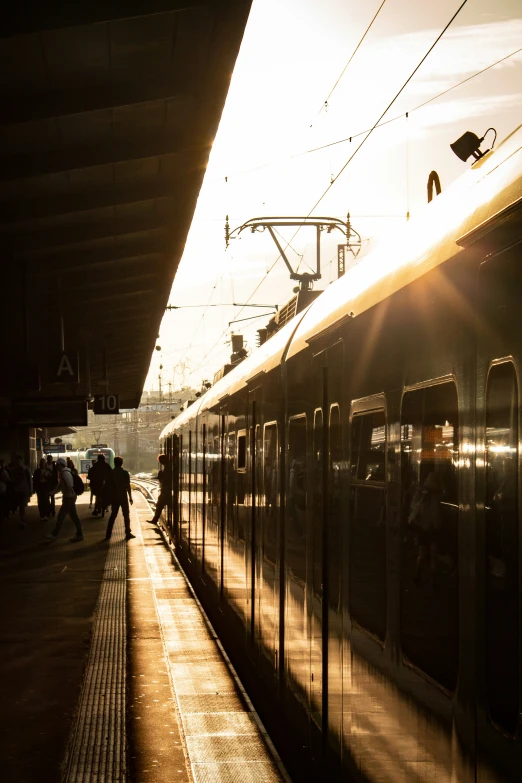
xmin=287 ymin=416 xmax=307 ymax=582
xmin=485 ymin=362 xmax=519 ymax=735
xmin=401 ymin=381 xmax=459 ymax=692
xmin=350 ymin=408 xmax=386 ymax=641
xmin=263 ymin=423 xmax=278 ymax=564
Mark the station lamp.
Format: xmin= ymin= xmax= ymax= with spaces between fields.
xmin=450 ymin=128 xmax=497 ymax=163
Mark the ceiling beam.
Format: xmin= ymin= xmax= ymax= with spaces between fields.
xmin=1 ymin=82 xmax=195 ymax=126
xmin=0 ymin=135 xmax=204 ymax=182
xmin=28 ymin=239 xmax=166 ymax=275
xmin=0 ymin=177 xmax=195 ymax=223
xmin=4 ymin=213 xmax=174 ymax=253
xmin=2 ymin=1 xmax=207 ymax=37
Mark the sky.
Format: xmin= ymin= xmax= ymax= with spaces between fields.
xmin=145 ymin=0 xmax=522 ymax=393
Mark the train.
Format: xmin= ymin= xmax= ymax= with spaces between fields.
xmin=159 ymin=123 xmax=522 ymax=782
xmin=43 ymin=447 xmax=115 ymax=474
xmin=84 ymin=447 xmax=115 ymax=469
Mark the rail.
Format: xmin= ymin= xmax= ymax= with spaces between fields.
xmin=130 ymin=475 xmax=159 ymax=506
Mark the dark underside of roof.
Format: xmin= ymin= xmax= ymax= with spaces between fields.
xmin=1 ymin=1 xmax=251 ymax=410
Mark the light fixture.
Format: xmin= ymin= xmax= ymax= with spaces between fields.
xmin=450 ymin=128 xmax=497 ymax=163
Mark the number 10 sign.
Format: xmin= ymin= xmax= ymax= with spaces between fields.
xmin=93 ymin=394 xmax=120 ymax=415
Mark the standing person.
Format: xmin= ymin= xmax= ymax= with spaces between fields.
xmin=66 ymin=457 xmax=78 ymax=475
xmin=146 ymin=454 xmax=172 ymax=526
xmin=10 ymin=455 xmax=32 ymax=527
xmin=46 ymin=455 xmax=58 ymax=517
xmin=0 ymin=459 xmax=10 ymax=522
xmin=33 ymin=458 xmax=52 ymax=521
xmin=88 ymin=454 xmax=112 ymax=517
xmin=105 ymin=456 xmax=135 ymax=541
xmin=45 ymin=458 xmax=84 ymax=543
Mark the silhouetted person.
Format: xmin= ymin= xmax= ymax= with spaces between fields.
xmin=33 ymin=457 xmax=52 ymax=521
xmin=46 ymin=455 xmax=58 ymax=517
xmin=45 ymin=458 xmax=83 ymax=543
xmin=105 ymin=456 xmax=134 ymax=541
xmin=147 ymin=454 xmax=172 ymax=525
xmin=88 ymin=454 xmax=112 ymax=517
xmin=10 ymin=455 xmax=32 ymax=527
xmin=0 ymin=459 xmax=10 ymax=522
xmin=408 ymin=471 xmax=442 ymax=587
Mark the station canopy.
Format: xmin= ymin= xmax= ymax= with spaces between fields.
xmin=1 ymin=1 xmax=251 ymax=411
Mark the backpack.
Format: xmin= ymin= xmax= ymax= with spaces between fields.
xmin=73 ymin=473 xmax=85 ymax=496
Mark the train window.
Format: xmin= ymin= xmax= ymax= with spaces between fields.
xmin=287 ymin=416 xmax=307 ymax=582
xmin=349 ymin=408 xmax=386 ymax=641
xmin=400 ymin=381 xmax=459 ymax=692
xmin=328 ymin=405 xmax=342 ymax=612
xmin=227 ymin=431 xmax=236 ymax=537
xmin=485 ymin=362 xmax=519 ymax=735
xmin=350 ymin=411 xmax=386 ymax=482
xmin=312 ymin=410 xmax=323 ymax=599
xmin=237 ymin=431 xmax=246 ymax=472
xmin=263 ymin=423 xmax=278 ymax=564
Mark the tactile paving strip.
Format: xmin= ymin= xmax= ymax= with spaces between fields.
xmin=139 ymin=511 xmax=291 ymax=783
xmin=63 ymin=515 xmax=126 ymax=782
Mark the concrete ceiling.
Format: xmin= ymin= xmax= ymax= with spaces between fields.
xmin=1 ymin=1 xmax=252 ymax=410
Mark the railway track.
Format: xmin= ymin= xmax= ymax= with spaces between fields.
xmin=130 ymin=475 xmax=159 ymax=505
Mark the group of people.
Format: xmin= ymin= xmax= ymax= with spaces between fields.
xmin=0 ymin=455 xmax=35 ymax=525
xmin=0 ymin=452 xmax=136 ymax=543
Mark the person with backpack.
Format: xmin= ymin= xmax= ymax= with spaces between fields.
xmin=45 ymin=458 xmax=84 ymax=543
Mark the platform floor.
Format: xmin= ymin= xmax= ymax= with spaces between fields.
xmin=0 ymin=492 xmax=288 ymax=783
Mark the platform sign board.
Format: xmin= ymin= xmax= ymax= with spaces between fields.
xmin=93 ymin=394 xmax=120 ymax=415
xmin=12 ymin=398 xmax=88 ymax=427
xmin=81 ymin=459 xmax=93 ymax=475
xmin=53 ymin=351 xmax=79 ymax=384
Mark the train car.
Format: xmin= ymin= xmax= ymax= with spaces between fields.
xmin=43 ymin=448 xmax=87 ymax=474
xmin=85 ymin=447 xmax=115 ymax=469
xmin=159 ymin=124 xmax=522 ymax=783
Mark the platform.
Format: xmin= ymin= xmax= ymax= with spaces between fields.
xmin=0 ymin=492 xmax=289 ymax=783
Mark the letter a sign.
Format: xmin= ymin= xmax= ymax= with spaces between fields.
xmin=54 ymin=351 xmax=79 ymax=383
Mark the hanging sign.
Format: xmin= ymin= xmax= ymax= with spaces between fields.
xmin=53 ymin=351 xmax=79 ymax=383
xmin=93 ymin=394 xmax=120 ymax=415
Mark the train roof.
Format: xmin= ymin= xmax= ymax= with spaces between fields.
xmin=161 ymin=123 xmax=522 ymax=439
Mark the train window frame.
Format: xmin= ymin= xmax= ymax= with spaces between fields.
xmin=399 ymin=375 xmax=460 ymax=694
xmin=348 ymin=394 xmax=388 ymax=644
xmin=484 ymin=358 xmax=520 ymax=737
xmin=350 ymin=394 xmax=387 ymax=487
xmin=237 ymin=429 xmax=247 ymax=472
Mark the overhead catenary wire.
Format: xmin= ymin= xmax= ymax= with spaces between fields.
xmin=308 ymin=0 xmax=471 ymax=215
xmin=220 ymin=45 xmax=522 ymax=182
xmin=189 ymin=1 xmax=491 ymax=382
xmin=311 ymin=0 xmax=388 ymax=127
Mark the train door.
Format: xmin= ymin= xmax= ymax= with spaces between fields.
xmin=310 ymin=341 xmax=344 ymax=757
xmin=172 ymin=434 xmax=179 ymax=540
xmin=248 ymin=387 xmax=261 ymax=642
xmin=475 ymin=238 xmax=522 ymax=781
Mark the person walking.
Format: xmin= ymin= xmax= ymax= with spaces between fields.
xmin=33 ymin=458 xmax=52 ymax=521
xmin=146 ymin=454 xmax=172 ymax=525
xmin=10 ymin=455 xmax=32 ymax=527
xmin=45 ymin=458 xmax=84 ymax=543
xmin=88 ymin=454 xmax=112 ymax=517
xmin=105 ymin=456 xmax=135 ymax=541
xmin=46 ymin=455 xmax=58 ymax=517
